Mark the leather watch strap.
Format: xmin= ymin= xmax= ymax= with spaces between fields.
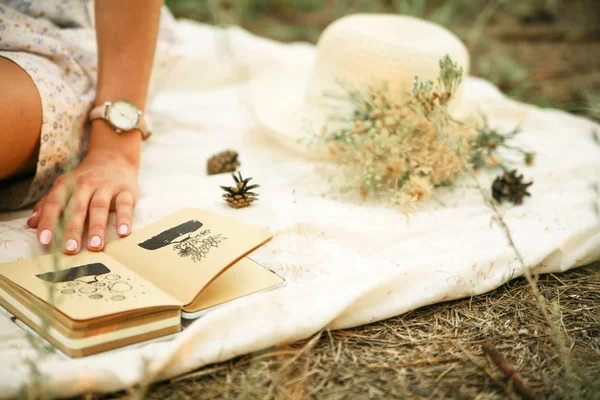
xmin=89 ymin=103 xmax=108 ymax=120
xmin=88 ymin=102 xmax=151 ymax=140
xmin=136 ymin=117 xmax=151 ymax=140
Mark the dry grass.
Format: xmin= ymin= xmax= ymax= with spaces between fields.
xmin=105 ymin=262 xmax=600 ymax=400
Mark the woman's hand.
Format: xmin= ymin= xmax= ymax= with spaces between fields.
xmin=25 ymin=0 xmax=162 ymax=254
xmin=27 ymin=145 xmax=139 ymax=254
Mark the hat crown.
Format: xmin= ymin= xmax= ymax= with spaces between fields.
xmin=304 ymin=14 xmax=470 ymax=115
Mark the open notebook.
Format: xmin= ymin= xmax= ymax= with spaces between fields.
xmin=0 ymin=208 xmax=284 ymax=357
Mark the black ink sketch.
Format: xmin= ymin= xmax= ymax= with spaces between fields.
xmin=37 ymin=263 xmax=138 ymax=302
xmin=137 ymin=219 xmax=227 ymax=263
xmin=36 ymin=263 xmax=110 ymax=283
xmin=108 ymin=281 xmax=133 ymax=293
xmin=172 ymin=229 xmax=227 ymax=263
xmin=137 ymin=219 xmax=203 ymax=250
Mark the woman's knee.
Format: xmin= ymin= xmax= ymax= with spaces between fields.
xmin=0 ymin=56 xmax=43 ymax=180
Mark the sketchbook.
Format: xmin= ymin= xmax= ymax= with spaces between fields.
xmin=0 ymin=208 xmax=284 ymax=357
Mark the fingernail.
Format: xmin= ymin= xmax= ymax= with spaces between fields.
xmin=27 ymin=211 xmax=39 ymax=223
xmin=39 ymin=230 xmax=52 ymax=245
xmin=65 ymin=239 xmax=78 ymax=252
xmin=118 ymin=224 xmax=129 ymax=235
xmin=89 ymin=235 xmax=102 ymax=248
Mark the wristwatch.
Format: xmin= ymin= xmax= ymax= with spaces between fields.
xmin=89 ymin=99 xmax=151 ymax=140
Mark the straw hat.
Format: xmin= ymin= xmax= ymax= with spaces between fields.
xmin=251 ymin=14 xmax=472 ymax=158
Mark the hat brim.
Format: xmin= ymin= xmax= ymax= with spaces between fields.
xmin=250 ymin=63 xmax=481 ymax=160
xmin=250 ymin=64 xmax=331 ymax=159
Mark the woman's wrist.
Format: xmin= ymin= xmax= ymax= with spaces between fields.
xmin=88 ymin=119 xmax=142 ymax=168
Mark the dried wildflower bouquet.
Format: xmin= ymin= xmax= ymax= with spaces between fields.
xmin=313 ymin=56 xmax=474 ymax=207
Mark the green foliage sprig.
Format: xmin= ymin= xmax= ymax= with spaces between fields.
xmin=470 ymin=117 xmax=536 ymax=170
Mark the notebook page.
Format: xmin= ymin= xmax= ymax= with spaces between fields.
xmin=104 ymin=208 xmax=272 ymax=305
xmin=0 ymin=251 xmax=180 ymax=321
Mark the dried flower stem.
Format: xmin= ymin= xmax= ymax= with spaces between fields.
xmin=438 ymin=116 xmax=581 ymax=398
xmin=19 ymin=119 xmax=87 ymax=398
xmin=414 ymin=58 xmax=581 ymax=397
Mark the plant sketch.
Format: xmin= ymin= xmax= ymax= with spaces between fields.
xmin=171 ymin=229 xmax=227 ymax=263
xmin=137 ymin=219 xmax=227 ymax=263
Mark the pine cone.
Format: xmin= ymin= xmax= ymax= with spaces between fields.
xmin=492 ymin=170 xmax=533 ymax=205
xmin=207 ymin=150 xmax=240 ymax=175
xmin=220 ymin=172 xmax=260 ymax=209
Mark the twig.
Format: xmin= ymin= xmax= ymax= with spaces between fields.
xmin=278 ymin=332 xmax=322 ymax=374
xmin=234 ymin=349 xmax=312 ymax=368
xmin=483 ymin=342 xmax=535 ymax=400
xmin=171 ymin=365 xmax=229 ymax=383
xmin=264 ymin=331 xmax=323 ymax=400
xmin=456 ymin=342 xmax=508 ymax=393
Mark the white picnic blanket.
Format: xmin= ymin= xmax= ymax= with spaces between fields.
xmin=1 ymin=20 xmax=599 ymax=398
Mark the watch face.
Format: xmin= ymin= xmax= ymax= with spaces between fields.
xmin=106 ymin=100 xmax=140 ymax=131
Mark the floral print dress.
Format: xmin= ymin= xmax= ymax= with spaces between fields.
xmin=0 ymin=0 xmax=179 ymax=210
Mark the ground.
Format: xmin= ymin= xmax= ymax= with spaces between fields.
xmin=136 ymin=264 xmax=600 ymax=399
xmin=106 ymin=1 xmax=600 ymax=398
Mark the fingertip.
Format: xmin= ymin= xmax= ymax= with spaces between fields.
xmin=39 ymin=229 xmax=52 ymax=245
xmin=88 ymin=235 xmax=103 ymax=252
xmin=114 ymin=191 xmax=134 ymax=238
xmin=26 ymin=211 xmax=40 ymax=228
xmin=64 ymin=239 xmax=78 ymax=254
xmin=118 ymin=224 xmax=130 ymax=237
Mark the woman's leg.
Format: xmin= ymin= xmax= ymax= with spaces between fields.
xmin=0 ymin=56 xmax=42 ymax=181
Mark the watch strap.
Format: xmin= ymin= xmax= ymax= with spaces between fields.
xmin=136 ymin=116 xmax=151 ymax=140
xmin=88 ymin=102 xmax=151 ymax=141
xmin=89 ymin=103 xmax=108 ymax=121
